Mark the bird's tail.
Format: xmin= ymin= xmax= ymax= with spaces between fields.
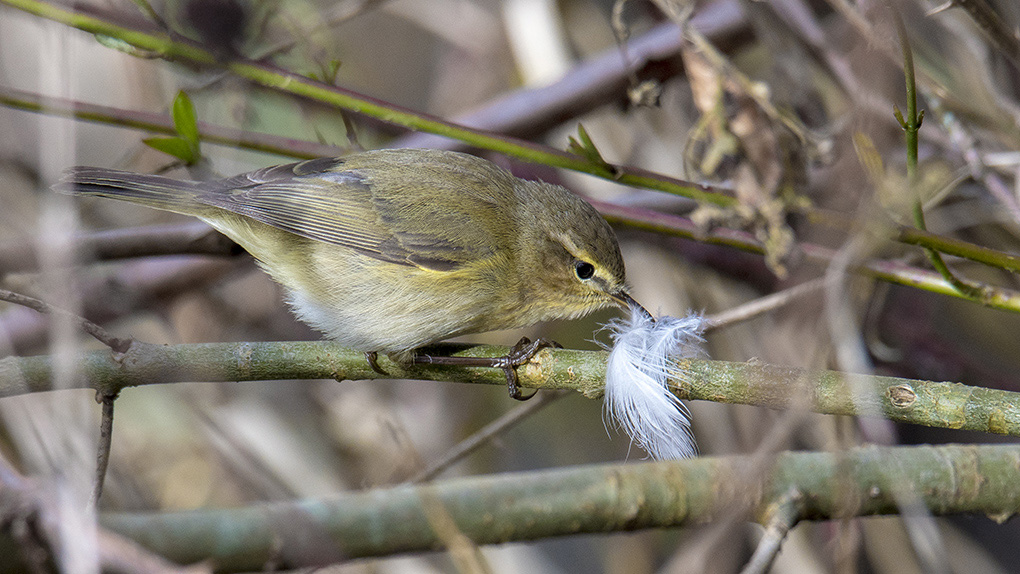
xmin=54 ymin=167 xmax=207 ymax=216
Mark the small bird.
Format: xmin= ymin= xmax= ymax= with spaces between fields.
xmin=57 ymin=148 xmax=643 ymax=398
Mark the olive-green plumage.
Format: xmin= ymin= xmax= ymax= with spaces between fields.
xmin=57 ymin=149 xmax=630 ymax=358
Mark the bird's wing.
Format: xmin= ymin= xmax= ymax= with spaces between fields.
xmin=196 ymin=156 xmax=506 ymax=271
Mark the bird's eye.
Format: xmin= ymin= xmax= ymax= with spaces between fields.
xmin=574 ymin=261 xmax=595 ymax=280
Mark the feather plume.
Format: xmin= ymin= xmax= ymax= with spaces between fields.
xmin=603 ymin=308 xmax=705 ymax=459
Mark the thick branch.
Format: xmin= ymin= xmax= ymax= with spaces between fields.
xmin=3 ymin=341 xmax=1020 ymax=437
xmin=0 ymin=444 xmax=1002 ymax=572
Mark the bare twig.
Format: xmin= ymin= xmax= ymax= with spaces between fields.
xmin=945 ymin=0 xmax=1020 ymax=72
xmin=2 ymin=258 xmax=237 ymax=353
xmin=410 ymin=391 xmax=568 ymax=483
xmin=704 ymin=278 xmax=825 ymax=332
xmin=0 ymin=452 xmax=205 ymax=574
xmin=0 ymin=221 xmax=240 ymax=274
xmin=89 ymin=391 xmax=119 ymax=508
xmin=893 ymin=10 xmax=983 ymax=299
xmin=0 ymin=85 xmax=344 ymax=161
xmin=0 ymin=289 xmax=132 ymax=353
xmin=741 ymin=489 xmax=802 ymax=574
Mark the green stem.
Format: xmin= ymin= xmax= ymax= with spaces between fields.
xmin=0 ymin=85 xmax=340 ymax=160
xmin=894 ymin=10 xmax=983 ymax=299
xmin=897 ymin=13 xmax=920 ymax=184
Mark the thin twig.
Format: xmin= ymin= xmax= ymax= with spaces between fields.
xmin=741 ymin=489 xmax=802 ymax=574
xmin=946 ymin=0 xmax=1020 ymax=72
xmin=0 ymin=221 xmax=240 ymax=274
xmin=599 ymin=201 xmax=1020 ymax=312
xmin=0 ymin=289 xmax=132 ymax=353
xmin=704 ymin=278 xmax=825 ymax=332
xmin=893 ymin=11 xmax=984 ymax=299
xmin=0 ymin=85 xmax=344 ymax=160
xmin=90 ymin=391 xmax=119 ymax=508
xmin=410 ymin=391 xmax=568 ymax=483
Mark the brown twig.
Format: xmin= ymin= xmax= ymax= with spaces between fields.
xmin=2 ymin=258 xmax=238 ymax=353
xmin=704 ymin=278 xmax=825 ymax=332
xmin=943 ymin=0 xmax=1020 ymax=72
xmin=410 ymin=391 xmax=568 ymax=483
xmin=393 ymin=0 xmax=749 ymax=151
xmin=0 ymin=289 xmax=132 ymax=353
xmin=0 ymin=221 xmax=240 ymax=274
xmin=90 ymin=391 xmax=119 ymax=508
xmin=741 ymin=489 xmax=803 ymax=574
xmin=0 ymin=452 xmax=205 ymax=574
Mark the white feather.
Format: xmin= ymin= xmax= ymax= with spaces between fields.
xmin=603 ymin=309 xmax=705 ymax=460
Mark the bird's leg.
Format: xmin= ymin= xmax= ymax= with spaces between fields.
xmin=365 ymin=351 xmax=388 ymax=376
xmin=411 ymin=337 xmax=561 ymax=401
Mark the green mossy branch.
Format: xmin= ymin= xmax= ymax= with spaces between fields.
xmin=1 ymin=444 xmax=1009 ymax=571
xmin=4 ymin=341 xmax=1020 ymax=437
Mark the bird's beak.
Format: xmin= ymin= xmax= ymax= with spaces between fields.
xmin=611 ymin=290 xmax=654 ymax=321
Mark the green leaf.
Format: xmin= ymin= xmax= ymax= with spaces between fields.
xmin=567 ymin=124 xmax=615 ymax=175
xmin=171 ymin=91 xmax=200 ymax=153
xmin=325 ymin=59 xmax=342 ymax=84
xmin=143 ymin=136 xmax=196 ymax=163
xmin=309 ymin=59 xmax=343 ymax=85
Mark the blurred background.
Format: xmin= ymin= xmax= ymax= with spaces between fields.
xmin=3 ymin=0 xmax=1020 ymax=572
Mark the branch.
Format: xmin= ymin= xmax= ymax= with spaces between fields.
xmin=0 ymin=85 xmax=343 ymax=161
xmin=3 ymin=341 xmax=1020 ymax=437
xmin=0 ymin=444 xmax=999 ymax=572
xmin=0 ymin=452 xmax=209 ymax=574
xmin=0 ymin=221 xmax=240 ymax=274
xmin=394 ymin=0 xmax=748 ymax=150
xmin=0 ymin=289 xmax=132 ymax=353
xmin=601 ymin=202 xmax=1020 ymax=313
xmin=1 ymin=258 xmax=237 ymax=352
xmin=943 ymin=0 xmax=1020 ymax=72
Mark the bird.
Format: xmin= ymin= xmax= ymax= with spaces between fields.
xmin=56 ymin=148 xmax=643 ymax=398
